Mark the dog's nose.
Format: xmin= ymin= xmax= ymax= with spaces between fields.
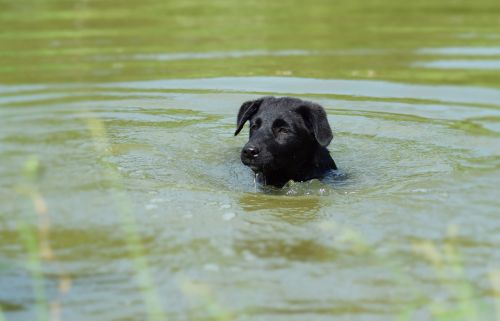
xmin=243 ymin=146 xmax=260 ymax=158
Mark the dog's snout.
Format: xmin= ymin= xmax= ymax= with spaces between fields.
xmin=243 ymin=145 xmax=260 ymax=158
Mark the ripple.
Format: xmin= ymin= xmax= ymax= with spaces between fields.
xmin=99 ymin=77 xmax=500 ymax=106
xmin=413 ymin=59 xmax=500 ymax=70
xmin=417 ymin=47 xmax=500 ymax=56
xmin=1 ymin=76 xmax=498 ymax=321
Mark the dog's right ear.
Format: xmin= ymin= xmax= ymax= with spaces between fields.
xmin=234 ymin=98 xmax=264 ymax=136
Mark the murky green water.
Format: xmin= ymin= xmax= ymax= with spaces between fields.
xmin=1 ymin=1 xmax=500 ymax=320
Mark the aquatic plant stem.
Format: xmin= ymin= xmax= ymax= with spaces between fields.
xmin=17 ymin=221 xmax=49 ymax=321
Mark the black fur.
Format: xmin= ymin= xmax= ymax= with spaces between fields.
xmin=235 ymin=96 xmax=337 ymax=187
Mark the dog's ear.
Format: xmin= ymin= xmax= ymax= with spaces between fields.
xmin=234 ymin=98 xmax=265 ymax=136
xmin=296 ymin=103 xmax=333 ymax=147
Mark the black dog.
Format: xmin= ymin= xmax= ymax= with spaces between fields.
xmin=235 ymin=96 xmax=337 ymax=187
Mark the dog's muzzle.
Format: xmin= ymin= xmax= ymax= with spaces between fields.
xmin=241 ymin=144 xmax=262 ymax=171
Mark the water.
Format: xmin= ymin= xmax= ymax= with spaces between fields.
xmin=1 ymin=1 xmax=500 ymax=321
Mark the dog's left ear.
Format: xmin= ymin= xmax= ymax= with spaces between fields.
xmin=296 ymin=103 xmax=333 ymax=147
xmin=234 ymin=98 xmax=265 ymax=136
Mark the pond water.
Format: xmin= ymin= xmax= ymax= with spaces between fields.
xmin=1 ymin=1 xmax=499 ymax=321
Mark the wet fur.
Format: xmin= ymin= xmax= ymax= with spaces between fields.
xmin=235 ymin=96 xmax=337 ymax=187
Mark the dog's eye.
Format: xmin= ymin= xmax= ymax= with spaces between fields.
xmin=250 ymin=118 xmax=262 ymax=132
xmin=277 ymin=127 xmax=289 ymax=134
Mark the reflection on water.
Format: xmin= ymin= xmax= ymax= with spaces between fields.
xmin=99 ymin=77 xmax=500 ymax=105
xmin=1 ymin=0 xmax=500 ymax=320
xmin=414 ymin=59 xmax=500 ymax=70
xmin=106 ymin=49 xmax=389 ymax=62
xmin=1 ymin=0 xmax=500 ymax=87
xmin=417 ymin=47 xmax=500 ymax=56
xmin=239 ymin=193 xmax=322 ymax=221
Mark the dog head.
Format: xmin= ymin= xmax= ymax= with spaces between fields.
xmin=234 ymin=96 xmax=334 ymax=183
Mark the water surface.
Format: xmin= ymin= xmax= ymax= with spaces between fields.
xmin=1 ymin=1 xmax=499 ymax=321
